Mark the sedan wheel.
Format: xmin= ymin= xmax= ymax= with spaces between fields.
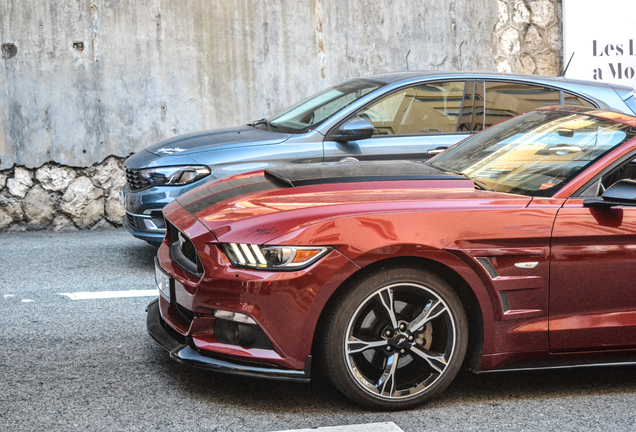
xmin=322 ymin=268 xmax=468 ymax=410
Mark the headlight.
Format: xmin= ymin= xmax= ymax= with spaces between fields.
xmin=140 ymin=165 xmax=211 ymax=186
xmin=221 ymin=243 xmax=331 ymax=271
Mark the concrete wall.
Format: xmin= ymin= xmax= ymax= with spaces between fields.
xmin=1 ymin=0 xmax=498 ymax=171
xmin=0 ymin=0 xmax=565 ymax=232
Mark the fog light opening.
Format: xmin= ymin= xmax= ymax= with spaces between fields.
xmin=213 ymin=310 xmax=274 ymax=350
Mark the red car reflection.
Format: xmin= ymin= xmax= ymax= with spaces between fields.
xmin=147 ymin=106 xmax=636 ymax=410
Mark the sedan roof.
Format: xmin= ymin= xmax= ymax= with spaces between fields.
xmin=364 ymin=71 xmax=634 ymax=93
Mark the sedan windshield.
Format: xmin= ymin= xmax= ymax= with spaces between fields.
xmin=428 ymin=109 xmax=636 ymax=196
xmin=265 ymin=79 xmax=383 ymax=133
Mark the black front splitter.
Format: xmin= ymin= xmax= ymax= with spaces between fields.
xmin=146 ymin=299 xmax=311 ymax=383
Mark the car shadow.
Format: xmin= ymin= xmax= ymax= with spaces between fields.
xmin=145 ymin=340 xmax=636 ymax=412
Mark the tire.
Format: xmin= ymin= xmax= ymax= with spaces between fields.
xmin=321 ymin=267 xmax=468 ymax=410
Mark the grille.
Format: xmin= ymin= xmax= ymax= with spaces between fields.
xmin=177 ymin=231 xmax=198 ymax=264
xmin=126 ymin=168 xmax=152 ymax=192
xmin=166 ymin=220 xmax=203 ymax=277
xmin=476 ymin=257 xmax=499 ymax=279
xmin=126 ymin=213 xmax=141 ymax=230
xmin=499 ymin=291 xmax=511 ymax=313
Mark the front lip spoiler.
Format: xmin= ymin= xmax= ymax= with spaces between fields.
xmin=146 ymin=299 xmax=311 ymax=383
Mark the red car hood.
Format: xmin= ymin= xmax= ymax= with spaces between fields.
xmin=166 ymin=161 xmax=531 ymax=244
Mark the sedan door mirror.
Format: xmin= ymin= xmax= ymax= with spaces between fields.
xmin=583 ymin=179 xmax=636 ymax=208
xmin=331 ymin=117 xmax=374 ymax=142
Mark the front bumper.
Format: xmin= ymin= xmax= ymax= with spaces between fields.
xmin=146 ymin=299 xmax=312 ymax=382
xmin=122 ymin=182 xmax=204 ymax=245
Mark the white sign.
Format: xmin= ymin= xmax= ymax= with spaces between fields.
xmin=563 ymin=0 xmax=636 ymax=88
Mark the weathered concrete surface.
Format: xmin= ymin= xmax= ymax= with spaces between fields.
xmin=0 ymin=0 xmax=498 ymax=170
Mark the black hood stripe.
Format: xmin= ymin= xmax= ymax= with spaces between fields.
xmin=182 ymin=181 xmax=279 ymax=214
xmin=178 ymin=174 xmax=267 ymax=207
xmin=288 ymin=174 xmax=462 ymax=187
xmin=264 ymin=161 xmax=465 ymax=187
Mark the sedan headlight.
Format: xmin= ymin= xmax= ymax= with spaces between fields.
xmin=140 ymin=165 xmax=211 ymax=186
xmin=222 ymin=243 xmax=331 ymax=271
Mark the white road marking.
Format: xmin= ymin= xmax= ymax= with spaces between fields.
xmin=271 ymin=423 xmax=404 ymax=432
xmin=22 ymin=299 xmax=34 ymax=303
xmin=4 ymin=294 xmax=15 ymax=298
xmin=60 ymin=290 xmax=159 ymax=300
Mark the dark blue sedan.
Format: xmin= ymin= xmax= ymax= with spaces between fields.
xmin=123 ymin=71 xmax=636 ymax=245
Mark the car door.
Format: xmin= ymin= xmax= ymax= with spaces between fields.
xmin=323 ymin=80 xmax=475 ymax=162
xmin=549 ymin=137 xmax=636 ymax=352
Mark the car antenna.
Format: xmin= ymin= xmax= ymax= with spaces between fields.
xmin=561 ymin=52 xmax=575 ymax=77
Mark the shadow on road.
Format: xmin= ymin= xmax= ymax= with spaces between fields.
xmin=145 ymin=341 xmax=636 ymax=412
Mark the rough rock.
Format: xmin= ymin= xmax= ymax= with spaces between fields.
xmin=499 ymin=27 xmax=520 ymax=55
xmin=7 ymin=167 xmax=33 ymax=198
xmin=515 ymin=54 xmax=537 ymax=74
xmin=24 ymin=185 xmax=56 ymax=229
xmin=61 ymin=176 xmax=105 ymax=229
xmin=52 ymin=215 xmax=79 ymax=232
xmin=105 ymin=192 xmax=125 ymax=225
xmin=0 ymin=193 xmax=24 ymax=220
xmin=35 ymin=165 xmax=77 ymax=192
xmin=0 ymin=173 xmax=7 ymax=190
xmin=512 ymin=0 xmax=530 ymax=24
xmin=547 ymin=24 xmax=562 ymax=54
xmin=496 ymin=59 xmax=513 ymax=73
xmin=529 ymin=0 xmax=556 ymax=29
xmin=524 ymin=25 xmax=545 ymax=54
xmin=0 ymin=209 xmax=13 ymax=229
xmin=93 ymin=157 xmax=126 ymax=190
xmin=496 ymin=1 xmax=509 ymax=30
xmin=536 ymin=51 xmax=559 ymax=76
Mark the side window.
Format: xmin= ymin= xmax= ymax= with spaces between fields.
xmin=563 ymin=92 xmax=596 ymax=108
xmin=484 ymin=82 xmax=561 ymax=128
xmin=358 ymin=81 xmax=468 ymax=136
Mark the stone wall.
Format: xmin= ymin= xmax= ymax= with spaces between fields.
xmin=0 ymin=157 xmax=126 ymax=231
xmin=491 ymin=0 xmax=562 ymax=75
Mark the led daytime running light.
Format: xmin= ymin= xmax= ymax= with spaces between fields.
xmin=223 ymin=243 xmax=330 ymax=270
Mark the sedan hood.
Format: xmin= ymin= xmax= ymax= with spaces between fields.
xmin=145 ymin=124 xmax=292 ymax=156
xmin=167 ymin=161 xmax=532 ymax=244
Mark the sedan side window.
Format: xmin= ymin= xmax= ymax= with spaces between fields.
xmin=358 ymin=81 xmax=468 ymax=136
xmin=484 ymin=82 xmax=561 ymax=128
xmin=563 ymin=92 xmax=596 ymax=108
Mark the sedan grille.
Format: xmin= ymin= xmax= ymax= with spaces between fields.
xmin=126 ymin=213 xmax=141 ymax=230
xmin=166 ymin=220 xmax=203 ymax=277
xmin=126 ymin=168 xmax=152 ymax=192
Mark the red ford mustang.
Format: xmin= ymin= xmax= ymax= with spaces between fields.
xmin=147 ymin=106 xmax=636 ymax=410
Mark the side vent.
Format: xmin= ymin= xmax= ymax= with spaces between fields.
xmin=476 ymin=257 xmax=499 ymax=279
xmin=499 ymin=291 xmax=511 ymax=313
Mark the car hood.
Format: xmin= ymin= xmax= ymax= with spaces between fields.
xmin=165 ymin=161 xmax=532 ymax=244
xmin=145 ymin=124 xmax=292 ymax=157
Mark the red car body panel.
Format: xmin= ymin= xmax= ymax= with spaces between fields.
xmin=152 ymin=108 xmax=636 ymax=378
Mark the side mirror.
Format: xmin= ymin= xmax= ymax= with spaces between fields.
xmin=331 ymin=117 xmax=374 ymax=142
xmin=583 ymin=179 xmax=636 ymax=208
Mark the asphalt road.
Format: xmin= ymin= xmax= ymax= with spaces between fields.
xmin=2 ymin=230 xmax=636 ymax=432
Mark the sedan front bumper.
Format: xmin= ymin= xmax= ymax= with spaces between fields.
xmin=146 ymin=299 xmax=312 ymax=382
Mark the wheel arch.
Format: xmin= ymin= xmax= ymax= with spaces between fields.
xmin=311 ymin=254 xmax=486 ymax=372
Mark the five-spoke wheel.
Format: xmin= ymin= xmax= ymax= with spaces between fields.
xmin=322 ymin=267 xmax=468 ymax=410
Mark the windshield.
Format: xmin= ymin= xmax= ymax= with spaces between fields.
xmin=428 ymin=110 xmax=636 ymax=196
xmin=264 ymin=79 xmax=384 ymax=133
